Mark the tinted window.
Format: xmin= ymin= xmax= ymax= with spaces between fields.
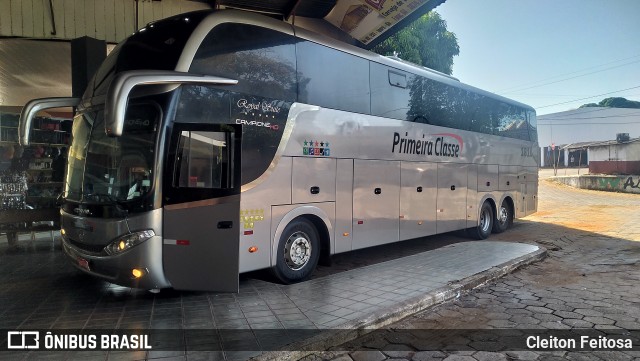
xmin=164 ymin=123 xmax=240 ymax=205
xmin=371 ymin=63 xmax=411 ymax=121
xmin=494 ymin=103 xmax=529 ymax=140
xmin=174 ymin=130 xmax=232 ymax=189
xmin=468 ymin=95 xmax=495 ymax=135
xmin=230 ymin=93 xmax=291 ymax=184
xmin=297 ymin=41 xmax=370 ymax=114
xmin=401 ymin=71 xmax=530 ymax=140
xmin=389 ymin=71 xmax=407 ymax=88
xmin=191 ymin=23 xmax=297 ymax=102
xmin=174 ymin=87 xmax=291 ymax=186
xmin=406 ymin=76 xmax=469 ymax=129
xmin=89 ymin=11 xmax=208 ymax=98
xmin=527 ymin=110 xmax=538 ymax=142
xmin=175 ymin=85 xmax=230 ymax=124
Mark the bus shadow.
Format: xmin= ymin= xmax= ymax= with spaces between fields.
xmin=246 ymin=229 xmax=482 ymax=283
xmin=0 ymin=219 xmax=634 ymax=301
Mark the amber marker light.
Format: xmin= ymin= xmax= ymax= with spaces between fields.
xmin=343 ymin=232 xmax=350 ymax=237
xmin=132 ymin=268 xmax=145 ymax=278
xmin=60 ymin=229 xmax=66 ymax=235
xmin=248 ymin=246 xmax=258 ymax=253
xmin=119 ymin=240 xmax=126 ymax=251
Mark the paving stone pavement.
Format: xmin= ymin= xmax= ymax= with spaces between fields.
xmin=304 ymin=180 xmax=640 ymax=361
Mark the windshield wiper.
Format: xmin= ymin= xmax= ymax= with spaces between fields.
xmin=82 ymin=193 xmax=129 ymax=216
xmin=83 ymin=192 xmax=119 ymax=203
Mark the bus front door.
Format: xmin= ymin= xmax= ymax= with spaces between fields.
xmin=162 ymin=125 xmax=241 ymax=292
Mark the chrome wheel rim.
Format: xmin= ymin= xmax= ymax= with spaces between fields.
xmin=479 ymin=208 xmax=491 ymax=233
xmin=284 ymin=231 xmax=312 ymax=271
xmin=498 ymin=206 xmax=509 ymax=225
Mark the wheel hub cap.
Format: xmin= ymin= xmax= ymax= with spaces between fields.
xmin=499 ymin=207 xmax=508 ymax=223
xmin=284 ymin=232 xmax=311 ymax=270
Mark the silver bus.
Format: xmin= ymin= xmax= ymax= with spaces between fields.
xmin=20 ymin=9 xmax=538 ymax=292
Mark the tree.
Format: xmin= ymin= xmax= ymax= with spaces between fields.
xmin=372 ymin=11 xmax=459 ymax=75
xmin=579 ymin=97 xmax=640 ymax=109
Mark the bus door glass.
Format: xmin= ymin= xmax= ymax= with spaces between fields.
xmin=163 ymin=123 xmax=241 ymax=291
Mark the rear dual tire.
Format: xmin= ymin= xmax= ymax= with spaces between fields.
xmin=492 ymin=199 xmax=513 ymax=234
xmin=469 ymin=199 xmax=513 ymax=239
xmin=469 ymin=202 xmax=494 ymax=240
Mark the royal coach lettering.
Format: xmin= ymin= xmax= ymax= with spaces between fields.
xmin=391 ymin=132 xmax=462 ymax=158
xmin=236 ymin=99 xmax=281 ymax=113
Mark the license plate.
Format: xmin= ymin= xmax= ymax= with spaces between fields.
xmin=77 ymin=257 xmax=90 ymax=271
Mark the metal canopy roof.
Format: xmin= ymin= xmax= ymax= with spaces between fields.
xmin=216 ymin=0 xmax=337 ymax=18
xmin=0 ymin=0 xmax=447 ymax=107
xmin=0 ymin=40 xmax=72 ymax=110
xmin=208 ymin=0 xmax=447 ymax=48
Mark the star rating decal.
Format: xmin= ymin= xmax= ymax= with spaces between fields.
xmin=302 ymin=139 xmax=331 ymax=157
xmin=240 ymin=209 xmax=265 ymax=229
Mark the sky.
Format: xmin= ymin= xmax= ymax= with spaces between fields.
xmin=435 ymin=0 xmax=640 ymax=115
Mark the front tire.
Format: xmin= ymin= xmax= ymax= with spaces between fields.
xmin=492 ymin=199 xmax=513 ymax=233
xmin=272 ymin=218 xmax=320 ymax=284
xmin=469 ymin=202 xmax=493 ymax=240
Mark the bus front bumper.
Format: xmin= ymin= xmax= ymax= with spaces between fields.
xmin=61 ymin=235 xmax=172 ymax=290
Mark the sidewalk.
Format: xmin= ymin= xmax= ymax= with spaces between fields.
xmin=255 ymin=241 xmax=544 ymax=361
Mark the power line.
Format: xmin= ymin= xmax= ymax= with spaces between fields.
xmin=538 ymin=121 xmax=640 ymax=125
xmin=536 ymin=85 xmax=640 ymax=109
xmin=500 ymin=59 xmax=640 ymax=95
xmin=497 ymin=53 xmax=640 ymax=93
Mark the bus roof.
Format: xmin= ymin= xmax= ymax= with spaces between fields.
xmin=174 ymin=9 xmax=535 ymax=113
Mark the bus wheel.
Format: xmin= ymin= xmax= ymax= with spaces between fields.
xmin=493 ymin=199 xmax=513 ymax=234
xmin=272 ymin=218 xmax=320 ymax=284
xmin=469 ymin=202 xmax=493 ymax=240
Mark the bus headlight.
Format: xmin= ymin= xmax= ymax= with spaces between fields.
xmin=105 ymin=230 xmax=155 ymax=255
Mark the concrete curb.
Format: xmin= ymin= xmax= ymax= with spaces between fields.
xmin=550 ymin=174 xmax=640 ymax=194
xmin=252 ymin=243 xmax=547 ymax=361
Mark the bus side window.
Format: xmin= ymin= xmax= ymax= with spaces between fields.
xmin=173 ymin=130 xmax=231 ymax=189
xmin=389 ymin=71 xmax=407 ymax=88
xmin=296 ymin=40 xmax=371 ymax=114
xmin=191 ymin=23 xmax=297 ymax=102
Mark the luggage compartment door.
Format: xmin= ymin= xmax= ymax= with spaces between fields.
xmin=436 ymin=163 xmax=468 ymax=234
xmin=352 ymin=160 xmax=400 ymax=250
xmin=400 ymin=162 xmax=437 ymax=240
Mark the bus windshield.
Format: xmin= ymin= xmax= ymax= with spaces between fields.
xmin=65 ymin=103 xmax=160 ymax=206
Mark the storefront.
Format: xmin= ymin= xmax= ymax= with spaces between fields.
xmin=0 ymin=108 xmax=72 ymax=248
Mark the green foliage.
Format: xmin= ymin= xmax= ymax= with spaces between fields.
xmin=373 ymin=11 xmax=459 ymax=75
xmin=579 ymin=97 xmax=640 ymax=109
